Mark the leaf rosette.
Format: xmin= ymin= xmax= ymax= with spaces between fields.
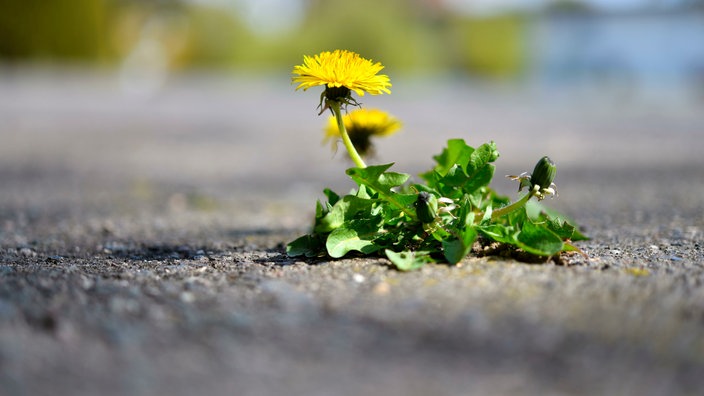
xmin=287 ymin=139 xmax=587 ymax=270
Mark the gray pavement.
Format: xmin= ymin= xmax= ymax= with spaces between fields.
xmin=1 ymin=68 xmax=704 ymax=395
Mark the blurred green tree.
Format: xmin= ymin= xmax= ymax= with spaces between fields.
xmin=0 ymin=0 xmax=108 ymax=60
xmin=0 ymin=0 xmax=530 ymax=79
xmin=449 ymin=13 xmax=528 ymax=79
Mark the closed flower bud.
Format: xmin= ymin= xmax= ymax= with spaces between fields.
xmin=531 ymin=156 xmax=556 ymax=190
xmin=414 ymin=192 xmax=438 ymax=224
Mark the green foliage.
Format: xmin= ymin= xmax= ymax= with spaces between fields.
xmin=0 ymin=0 xmax=109 ymax=60
xmin=287 ymin=139 xmax=587 ymax=270
xmin=0 ymin=0 xmax=531 ymax=78
xmin=384 ymin=250 xmax=433 ymax=271
xmin=451 ymin=13 xmax=528 ymax=78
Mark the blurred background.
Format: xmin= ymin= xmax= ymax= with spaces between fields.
xmin=3 ymin=0 xmax=704 ymax=95
xmin=2 ymin=0 xmax=704 ymax=226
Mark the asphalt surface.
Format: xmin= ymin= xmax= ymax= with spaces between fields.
xmin=1 ymin=68 xmax=703 ymax=395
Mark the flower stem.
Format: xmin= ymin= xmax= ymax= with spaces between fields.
xmin=329 ymin=101 xmax=367 ymax=168
xmin=490 ymin=185 xmax=539 ymax=221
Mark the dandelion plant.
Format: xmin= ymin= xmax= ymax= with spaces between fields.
xmin=288 ymin=49 xmax=587 ymax=270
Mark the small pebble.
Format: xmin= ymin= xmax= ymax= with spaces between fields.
xmin=180 ymin=292 xmax=195 ymax=303
xmin=19 ymin=247 xmax=36 ymax=257
xmin=373 ymin=281 xmax=391 ymax=296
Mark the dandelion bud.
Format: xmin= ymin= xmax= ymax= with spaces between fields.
xmin=324 ymin=85 xmax=352 ymax=102
xmin=531 ymin=156 xmax=556 ymax=190
xmin=414 ymin=192 xmax=438 ymax=224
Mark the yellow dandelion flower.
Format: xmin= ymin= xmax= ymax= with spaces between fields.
xmin=292 ymin=50 xmax=393 ymax=168
xmin=292 ymin=50 xmax=392 ymax=100
xmin=324 ymin=108 xmax=401 ymax=157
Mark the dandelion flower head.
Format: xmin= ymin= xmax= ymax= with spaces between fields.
xmin=292 ymin=50 xmax=391 ymax=97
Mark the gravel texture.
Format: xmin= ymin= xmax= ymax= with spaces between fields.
xmin=1 ymin=69 xmax=703 ymax=395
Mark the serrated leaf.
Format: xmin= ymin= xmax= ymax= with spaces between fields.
xmin=516 ymin=220 xmax=564 ymax=256
xmin=546 ymin=216 xmax=577 ymax=240
xmin=569 ymin=227 xmax=589 ymax=242
xmin=466 ymin=141 xmax=499 ymax=175
xmin=314 ymin=195 xmax=374 ymax=233
xmin=326 ymin=225 xmax=382 ymax=258
xmin=315 ymin=200 xmax=325 ymax=219
xmin=385 ymin=249 xmax=433 ymax=271
xmin=346 ymin=164 xmax=415 ymax=219
xmin=287 ymin=234 xmax=325 ymax=257
xmin=323 ymin=188 xmax=340 ymax=206
xmin=289 ymin=139 xmax=587 ymax=268
xmin=346 ymin=163 xmax=408 ymax=191
xmin=421 ymin=139 xmax=474 ymax=179
xmin=525 ymin=200 xmax=589 ymax=241
xmin=460 ymin=142 xmax=498 ymax=195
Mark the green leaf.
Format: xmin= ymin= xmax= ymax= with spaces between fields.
xmin=423 ymin=140 xmax=498 ymax=198
xmin=346 ymin=163 xmax=408 ymax=191
xmin=545 ymin=216 xmax=578 ymax=240
xmin=288 ymin=139 xmax=587 ymax=268
xmin=525 ymin=200 xmax=589 ymax=241
xmin=346 ymin=164 xmax=415 ymax=218
xmin=314 ymin=195 xmax=374 ymax=233
xmin=287 ymin=234 xmax=325 ymax=257
xmin=454 ymin=195 xmax=473 ymax=226
xmin=542 ymin=212 xmax=589 ymax=242
xmin=389 ymin=193 xmax=420 ymax=210
xmin=461 ymin=142 xmax=498 ymax=194
xmin=478 ymin=223 xmax=517 ymax=244
xmin=417 ymin=169 xmax=437 ymax=188
xmin=466 ymin=141 xmax=499 ymax=175
xmin=385 ymin=249 xmax=433 ymax=271
xmin=569 ymin=227 xmax=589 ymax=242
xmin=314 ymin=200 xmax=326 ymax=219
xmin=420 ymin=138 xmax=479 ymax=186
xmin=430 ymin=138 xmax=474 ymax=176
xmin=442 ymin=239 xmax=467 ymax=265
xmin=442 ymin=165 xmax=469 ymax=187
xmin=563 ymin=241 xmax=588 ymax=257
xmin=326 ymin=225 xmax=382 ymax=258
xmin=442 ymin=227 xmax=477 ymax=265
xmin=356 ymin=184 xmax=372 ymax=199
xmin=323 ymin=188 xmax=340 ymax=206
xmin=516 ymin=220 xmax=564 ymax=256
xmin=462 ymin=164 xmax=494 ymax=195
xmin=480 ymin=203 xmax=494 ymax=224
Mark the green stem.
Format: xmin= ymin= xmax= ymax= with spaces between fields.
xmin=329 ymin=101 xmax=367 ymax=169
xmin=490 ymin=185 xmax=539 ymax=221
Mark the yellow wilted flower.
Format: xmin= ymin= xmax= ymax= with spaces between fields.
xmin=324 ymin=108 xmax=401 ymax=157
